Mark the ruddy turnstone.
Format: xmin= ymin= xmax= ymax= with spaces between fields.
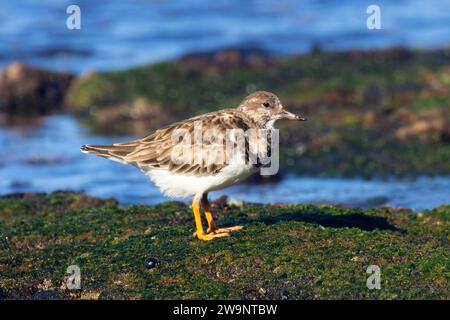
xmin=81 ymin=91 xmax=305 ymax=241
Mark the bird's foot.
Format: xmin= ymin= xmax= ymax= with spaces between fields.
xmin=211 ymin=225 xmax=244 ymax=234
xmin=193 ymin=230 xmax=230 ymax=241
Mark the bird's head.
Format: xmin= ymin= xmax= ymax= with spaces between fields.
xmin=237 ymin=91 xmax=306 ymax=127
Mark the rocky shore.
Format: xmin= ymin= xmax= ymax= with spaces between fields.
xmin=0 ymin=191 xmax=448 ymax=299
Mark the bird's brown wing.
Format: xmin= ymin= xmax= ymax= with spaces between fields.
xmin=81 ymin=109 xmax=258 ymax=176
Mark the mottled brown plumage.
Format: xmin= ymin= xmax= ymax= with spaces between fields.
xmin=82 ymin=109 xmax=256 ymax=176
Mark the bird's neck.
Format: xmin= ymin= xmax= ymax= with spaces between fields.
xmin=250 ymin=114 xmax=273 ymax=129
xmin=265 ymin=119 xmax=276 ymax=130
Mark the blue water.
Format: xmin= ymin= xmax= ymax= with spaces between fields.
xmin=0 ymin=0 xmax=449 ymax=73
xmin=1 ymin=115 xmax=449 ymax=210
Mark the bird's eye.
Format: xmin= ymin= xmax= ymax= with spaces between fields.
xmin=262 ymin=102 xmax=271 ymax=108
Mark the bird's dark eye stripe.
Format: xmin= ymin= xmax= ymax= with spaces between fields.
xmin=262 ymin=102 xmax=271 ymax=108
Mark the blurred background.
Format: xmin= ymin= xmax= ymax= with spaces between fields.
xmin=0 ymin=0 xmax=449 ymax=210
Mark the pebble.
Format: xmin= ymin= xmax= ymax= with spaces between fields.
xmin=144 ymin=257 xmax=160 ymax=269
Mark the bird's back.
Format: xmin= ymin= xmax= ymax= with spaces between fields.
xmin=81 ymin=108 xmax=259 ymax=176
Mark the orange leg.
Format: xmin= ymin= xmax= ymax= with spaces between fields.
xmin=202 ymin=193 xmax=216 ymax=233
xmin=192 ymin=194 xmax=229 ymax=241
xmin=201 ymin=194 xmax=243 ymax=235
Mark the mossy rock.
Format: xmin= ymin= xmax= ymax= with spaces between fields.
xmin=0 ymin=192 xmax=448 ymax=299
xmin=0 ymin=62 xmax=74 ymax=116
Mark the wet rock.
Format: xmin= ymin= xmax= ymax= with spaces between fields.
xmin=87 ymin=97 xmax=175 ymax=135
xmin=178 ymin=47 xmax=272 ymax=75
xmin=0 ymin=191 xmax=118 ymax=215
xmin=0 ymin=113 xmax=44 ymax=128
xmin=352 ymin=196 xmax=389 ymax=208
xmin=0 ymin=61 xmax=74 ymax=116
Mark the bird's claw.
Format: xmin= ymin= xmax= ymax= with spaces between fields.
xmin=193 ymin=231 xmax=230 ymax=241
xmin=211 ymin=225 xmax=244 ymax=234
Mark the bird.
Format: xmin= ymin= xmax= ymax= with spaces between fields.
xmin=81 ymin=91 xmax=306 ymax=241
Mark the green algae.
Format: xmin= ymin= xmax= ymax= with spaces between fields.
xmin=0 ymin=192 xmax=448 ymax=299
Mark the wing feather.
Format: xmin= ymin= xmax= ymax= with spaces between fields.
xmin=81 ymin=109 xmax=257 ymax=176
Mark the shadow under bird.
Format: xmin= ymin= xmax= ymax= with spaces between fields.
xmin=81 ymin=91 xmax=306 ymax=241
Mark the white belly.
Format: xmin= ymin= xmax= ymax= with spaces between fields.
xmin=145 ymin=161 xmax=257 ymax=198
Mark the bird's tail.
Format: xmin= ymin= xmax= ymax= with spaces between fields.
xmin=81 ymin=144 xmax=136 ymax=164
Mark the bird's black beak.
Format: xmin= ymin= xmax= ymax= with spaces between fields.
xmin=280 ymin=110 xmax=306 ymax=121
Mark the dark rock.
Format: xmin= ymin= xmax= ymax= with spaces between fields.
xmin=0 ymin=191 xmax=118 ymax=215
xmin=144 ymin=257 xmax=160 ymax=269
xmin=0 ymin=61 xmax=74 ymax=116
xmin=178 ymin=47 xmax=272 ymax=74
xmin=86 ymin=97 xmax=175 ymax=135
xmin=31 ymin=290 xmax=66 ymax=300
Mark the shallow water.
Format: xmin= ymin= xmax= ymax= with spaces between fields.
xmin=0 ymin=115 xmax=449 ymax=211
xmin=1 ymin=0 xmax=450 ymax=73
